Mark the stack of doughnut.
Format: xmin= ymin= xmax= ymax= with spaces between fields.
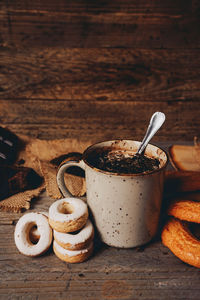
xmin=161 ymin=197 xmax=200 ymax=268
xmin=49 ymin=198 xmax=94 ymax=263
xmin=14 ymin=198 xmax=94 ymax=263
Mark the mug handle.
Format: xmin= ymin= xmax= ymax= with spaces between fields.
xmin=56 ymin=159 xmax=86 ymax=197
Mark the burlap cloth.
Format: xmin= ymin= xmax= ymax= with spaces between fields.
xmin=0 ymin=133 xmax=92 ymax=212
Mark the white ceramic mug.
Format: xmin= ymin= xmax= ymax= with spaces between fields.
xmin=57 ymin=140 xmax=168 ymax=248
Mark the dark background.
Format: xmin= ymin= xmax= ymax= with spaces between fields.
xmin=0 ymin=0 xmax=200 ymax=142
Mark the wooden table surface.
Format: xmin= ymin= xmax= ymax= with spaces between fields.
xmin=0 ymin=142 xmax=200 ymax=300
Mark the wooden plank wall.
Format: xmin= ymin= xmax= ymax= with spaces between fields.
xmin=0 ymin=0 xmax=200 ymax=141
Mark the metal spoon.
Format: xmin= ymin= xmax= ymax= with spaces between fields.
xmin=136 ymin=112 xmax=166 ymax=155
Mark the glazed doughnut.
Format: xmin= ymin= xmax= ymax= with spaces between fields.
xmin=14 ymin=212 xmax=52 ymax=257
xmin=53 ymin=240 xmax=93 ymax=263
xmin=49 ymin=198 xmax=88 ymax=233
xmin=54 ymin=219 xmax=94 ymax=250
xmin=168 ymin=199 xmax=200 ymax=223
xmin=161 ymin=217 xmax=200 ymax=268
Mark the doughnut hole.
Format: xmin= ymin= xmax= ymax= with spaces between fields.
xmin=188 ymin=222 xmax=200 ymax=240
xmin=59 ymin=202 xmax=74 ymax=215
xmin=28 ymin=222 xmax=40 ymax=244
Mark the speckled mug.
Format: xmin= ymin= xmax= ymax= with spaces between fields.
xmin=57 ymin=140 xmax=168 ymax=248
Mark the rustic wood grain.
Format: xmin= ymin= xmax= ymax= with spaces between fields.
xmin=0 ymin=99 xmax=199 ymax=141
xmin=0 ymin=2 xmax=200 ymax=141
xmin=0 ymin=0 xmax=195 ymax=14
xmin=0 ymin=48 xmax=200 ymax=140
xmin=0 ymin=13 xmax=200 ymax=49
xmin=1 ymin=48 xmax=200 ymax=101
xmin=0 ymin=0 xmax=200 ymax=49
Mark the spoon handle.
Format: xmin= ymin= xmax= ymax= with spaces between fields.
xmin=136 ymin=112 xmax=166 ymax=155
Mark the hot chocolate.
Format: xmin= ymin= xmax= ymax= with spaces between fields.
xmin=87 ymin=148 xmax=160 ymax=174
